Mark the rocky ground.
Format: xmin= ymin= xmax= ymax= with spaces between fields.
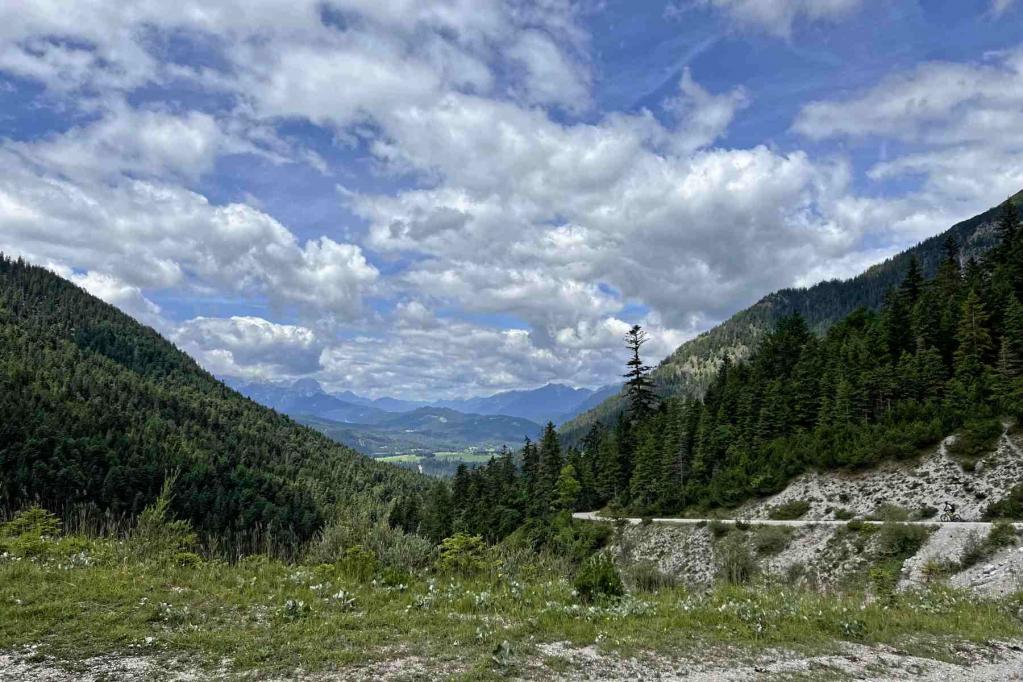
xmin=738 ymin=428 xmax=1023 ymax=523
xmin=6 ymin=641 xmax=1023 ymax=680
xmin=602 ymin=427 xmax=1023 ymax=595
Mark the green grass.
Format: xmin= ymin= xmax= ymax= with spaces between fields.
xmin=3 ymin=532 xmax=1023 ymax=679
xmin=377 ymin=451 xmax=497 ymax=465
xmin=377 ymin=454 xmax=421 ymax=463
xmin=433 ymin=451 xmax=497 ymax=463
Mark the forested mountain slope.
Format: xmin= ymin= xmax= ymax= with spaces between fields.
xmin=561 ymin=190 xmax=1023 ymax=442
xmin=443 ymin=200 xmax=1023 ymax=534
xmin=0 ymin=256 xmax=425 ymax=550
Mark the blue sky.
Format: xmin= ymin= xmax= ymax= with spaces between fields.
xmin=1 ymin=0 xmax=1021 ymax=399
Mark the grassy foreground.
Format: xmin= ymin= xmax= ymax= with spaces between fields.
xmin=4 ymin=541 xmax=1023 ymax=678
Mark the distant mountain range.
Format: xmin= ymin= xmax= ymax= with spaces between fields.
xmin=296 ymin=408 xmax=543 ymax=456
xmin=226 ymin=377 xmax=620 ymax=456
xmin=560 ymin=189 xmax=1023 ymax=443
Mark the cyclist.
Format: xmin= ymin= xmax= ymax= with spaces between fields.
xmin=941 ymin=501 xmax=959 ymax=521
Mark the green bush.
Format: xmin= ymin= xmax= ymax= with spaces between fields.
xmin=127 ymin=477 xmax=197 ymax=562
xmin=338 ymin=544 xmax=378 ymax=582
xmin=875 ymin=522 xmax=930 ymax=559
xmin=753 ymin=526 xmax=792 ymax=556
xmin=869 ymin=504 xmax=910 ymax=522
xmin=436 ymin=533 xmax=489 ymax=576
xmin=988 ymin=520 xmax=1018 ymax=549
xmin=574 ymin=553 xmax=624 ymax=603
xmin=959 ymin=521 xmax=1017 ymax=570
xmin=833 ymin=508 xmax=854 ymax=520
xmin=948 ymin=418 xmax=1003 ymax=466
xmin=0 ymin=506 xmax=63 ymax=558
xmin=308 ymin=507 xmax=435 ymax=571
xmin=624 ymin=560 xmax=677 ymax=592
xmin=986 ymin=486 xmax=1023 ymax=520
xmin=707 ymin=519 xmax=731 ymax=538
xmin=716 ymin=534 xmax=758 ymax=585
xmin=767 ymin=500 xmax=810 ymax=520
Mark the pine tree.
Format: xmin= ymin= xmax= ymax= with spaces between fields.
xmin=536 ymin=422 xmax=563 ymax=513
xmin=954 ymin=289 xmax=994 ymax=381
xmin=628 ymin=424 xmax=661 ymax=512
xmin=900 ymin=256 xmax=924 ymax=305
xmin=623 ymin=325 xmax=657 ymax=417
xmin=995 ymin=199 xmax=1020 ymax=253
xmin=554 ymin=463 xmax=582 ymax=511
xmin=521 ymin=437 xmax=539 ymax=501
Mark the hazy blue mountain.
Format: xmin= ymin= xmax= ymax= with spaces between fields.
xmin=226 ymin=378 xmax=390 ymax=424
xmin=433 ymin=383 xmax=597 ymax=424
xmin=297 ymin=408 xmax=542 ymax=456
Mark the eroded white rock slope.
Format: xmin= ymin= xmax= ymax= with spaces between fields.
xmin=613 ymin=428 xmax=1023 ymax=594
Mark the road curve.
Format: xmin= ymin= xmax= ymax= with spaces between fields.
xmin=571 ymin=510 xmax=1023 ymax=531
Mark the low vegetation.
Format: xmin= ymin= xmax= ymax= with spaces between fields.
xmin=767 ymin=500 xmax=810 ymax=521
xmin=4 ymin=506 xmax=1023 ymax=678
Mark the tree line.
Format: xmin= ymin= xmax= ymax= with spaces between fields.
xmin=407 ymin=200 xmax=1023 ymax=541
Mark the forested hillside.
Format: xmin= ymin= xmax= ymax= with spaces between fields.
xmin=561 ymin=191 xmax=1022 ymax=442
xmin=437 ymin=200 xmax=1023 ymax=535
xmin=0 ymin=256 xmax=425 ymax=551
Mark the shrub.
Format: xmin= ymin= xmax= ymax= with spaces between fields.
xmin=958 ymin=521 xmax=1017 ymax=570
xmin=753 ymin=526 xmax=792 ymax=556
xmin=988 ymin=520 xmax=1018 ymax=549
xmin=875 ymin=522 xmax=930 ymax=559
xmin=128 ymin=476 xmax=197 ymax=562
xmin=846 ymin=519 xmax=866 ymax=532
xmin=574 ymin=553 xmax=624 ymax=603
xmin=948 ymin=418 xmax=1003 ymax=467
xmin=986 ymin=485 xmax=1023 ymax=520
xmin=624 ymin=560 xmax=677 ymax=593
xmin=707 ymin=519 xmax=731 ymax=538
xmin=716 ymin=534 xmax=757 ymax=585
xmin=436 ymin=533 xmax=489 ymax=576
xmin=869 ymin=504 xmax=910 ymax=522
xmin=338 ymin=544 xmax=378 ymax=582
xmin=916 ymin=505 xmax=938 ymax=520
xmin=0 ymin=506 xmax=63 ymax=559
xmin=767 ymin=500 xmax=810 ymax=520
xmin=308 ymin=508 xmax=435 ymax=571
xmin=833 ymin=508 xmax=854 ymax=521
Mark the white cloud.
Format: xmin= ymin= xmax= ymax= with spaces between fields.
xmin=794 ymin=46 xmax=1023 ymax=232
xmin=506 ymin=29 xmax=591 ymax=112
xmin=174 ymin=316 xmax=323 ymax=378
xmin=794 ymin=49 xmax=1023 ymax=142
xmin=5 ymin=0 xmax=1012 ymax=400
xmin=0 ymin=145 xmax=378 ymax=320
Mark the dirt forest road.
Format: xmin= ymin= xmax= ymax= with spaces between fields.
xmin=571 ymin=510 xmax=1023 ymax=531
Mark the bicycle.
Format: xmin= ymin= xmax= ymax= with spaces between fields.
xmin=939 ymin=512 xmax=962 ymax=522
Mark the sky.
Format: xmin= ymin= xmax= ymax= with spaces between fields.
xmin=1 ymin=0 xmax=1022 ymax=400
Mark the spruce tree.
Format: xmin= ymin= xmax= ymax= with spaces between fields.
xmin=536 ymin=422 xmax=563 ymax=513
xmin=554 ymin=463 xmax=582 ymax=511
xmin=623 ymin=325 xmax=657 ymax=417
xmin=954 ymin=289 xmax=994 ymax=381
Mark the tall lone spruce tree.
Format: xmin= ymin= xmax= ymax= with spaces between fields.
xmin=623 ymin=325 xmax=657 ymax=418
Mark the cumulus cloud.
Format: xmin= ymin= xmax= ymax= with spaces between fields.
xmin=795 ymin=47 xmax=1023 ymax=228
xmin=4 ymin=0 xmax=1014 ymax=399
xmin=173 ymin=316 xmax=324 ymax=378
xmin=0 ymin=144 xmax=379 ymax=320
